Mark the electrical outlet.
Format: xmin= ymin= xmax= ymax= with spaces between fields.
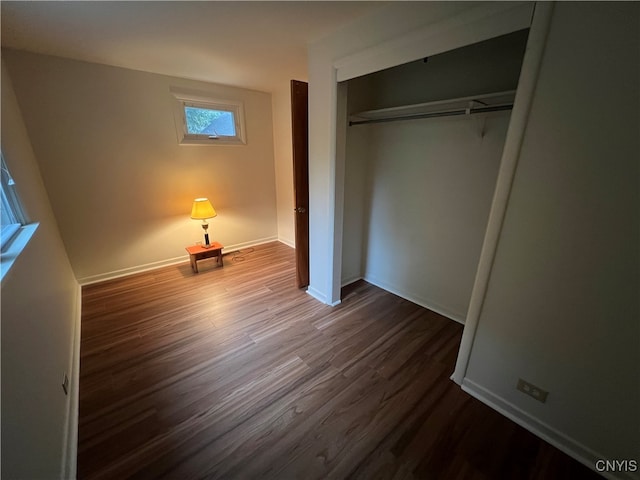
xmin=62 ymin=373 xmax=69 ymax=395
xmin=517 ymin=378 xmax=548 ymax=403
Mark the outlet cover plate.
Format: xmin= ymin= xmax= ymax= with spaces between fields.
xmin=517 ymin=378 xmax=548 ymax=403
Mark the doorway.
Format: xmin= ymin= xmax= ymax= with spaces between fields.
xmin=291 ymin=79 xmax=309 ymax=288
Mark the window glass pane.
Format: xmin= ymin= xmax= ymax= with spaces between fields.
xmin=1 ymin=187 xmax=17 ymax=226
xmin=1 ymin=153 xmax=26 ymax=250
xmin=184 ymin=106 xmax=236 ymax=137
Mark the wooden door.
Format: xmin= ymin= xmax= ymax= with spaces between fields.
xmin=291 ymin=80 xmax=309 ymax=288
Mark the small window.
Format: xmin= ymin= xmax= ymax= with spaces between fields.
xmin=1 ymin=152 xmax=37 ymax=281
xmin=184 ymin=105 xmax=236 ymax=137
xmin=1 ymin=153 xmax=26 ymax=250
xmin=171 ymin=88 xmax=246 ymax=145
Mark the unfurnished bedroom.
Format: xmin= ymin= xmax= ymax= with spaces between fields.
xmin=1 ymin=2 xmax=637 ymax=479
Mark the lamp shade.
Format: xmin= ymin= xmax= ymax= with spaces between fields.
xmin=190 ymin=198 xmax=217 ymax=220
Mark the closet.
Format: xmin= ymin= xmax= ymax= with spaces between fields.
xmin=341 ymin=29 xmax=529 ymax=323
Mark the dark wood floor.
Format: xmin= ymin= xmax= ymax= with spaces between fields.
xmin=78 ymin=241 xmax=600 ymax=480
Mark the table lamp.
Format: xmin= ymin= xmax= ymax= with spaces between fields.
xmin=191 ymin=197 xmax=217 ymax=247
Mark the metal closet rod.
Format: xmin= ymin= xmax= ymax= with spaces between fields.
xmin=348 ymin=103 xmax=513 ymax=127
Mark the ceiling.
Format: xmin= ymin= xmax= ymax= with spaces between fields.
xmin=1 ymin=1 xmax=385 ymax=93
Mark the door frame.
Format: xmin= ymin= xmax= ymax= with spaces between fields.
xmin=308 ymin=2 xmax=537 ymax=307
xmin=291 ymin=79 xmax=309 ymax=288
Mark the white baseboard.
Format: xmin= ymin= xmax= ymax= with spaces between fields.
xmin=341 ymin=275 xmax=364 ymax=288
xmin=306 ymin=285 xmax=341 ymax=306
xmin=363 ymin=273 xmax=466 ymax=324
xmin=78 ymin=236 xmax=280 ymax=285
xmin=461 ymin=378 xmax=637 ymax=480
xmin=278 ymin=236 xmax=295 ymax=248
xmin=306 ymin=285 xmax=328 ymax=304
xmin=61 ymin=283 xmax=81 ymax=479
xmin=224 ymin=236 xmax=280 ymax=253
xmin=78 ymin=255 xmax=188 ymax=285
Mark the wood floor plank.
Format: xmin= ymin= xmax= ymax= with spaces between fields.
xmin=78 ymin=241 xmax=601 ymax=480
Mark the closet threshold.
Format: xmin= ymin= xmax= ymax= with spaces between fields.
xmin=349 ymin=90 xmax=516 ymax=126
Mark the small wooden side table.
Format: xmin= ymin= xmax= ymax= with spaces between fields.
xmin=185 ymin=242 xmax=224 ymax=273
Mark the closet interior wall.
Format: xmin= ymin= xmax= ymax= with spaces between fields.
xmin=342 ymin=30 xmax=529 ymax=323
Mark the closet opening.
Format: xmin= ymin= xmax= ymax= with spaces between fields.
xmin=340 ymin=29 xmax=529 ymax=324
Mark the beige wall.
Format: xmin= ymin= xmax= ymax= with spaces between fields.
xmin=1 ymin=60 xmax=80 ymax=479
xmin=3 ymin=50 xmax=278 ymax=282
xmin=272 ymin=83 xmax=295 ymax=247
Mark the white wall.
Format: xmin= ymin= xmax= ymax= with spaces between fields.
xmin=462 ymin=2 xmax=639 ymax=475
xmin=341 ymin=31 xmax=526 ymax=322
xmin=346 ymin=29 xmax=528 ymax=113
xmin=307 ymin=1 xmax=533 ymax=304
xmin=2 ymin=49 xmax=278 ymax=282
xmin=349 ymin=114 xmax=509 ymax=322
xmin=1 ymin=61 xmax=80 ymax=479
xmin=341 ymin=117 xmax=369 ymax=285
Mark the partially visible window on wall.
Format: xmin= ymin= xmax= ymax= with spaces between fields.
xmin=1 ymin=152 xmax=36 ymax=280
xmin=170 ymin=88 xmax=247 ymax=145
xmin=1 ymin=153 xmax=27 ymax=250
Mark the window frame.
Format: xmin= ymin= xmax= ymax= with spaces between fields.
xmin=170 ymin=88 xmax=247 ymax=146
xmin=1 ymin=153 xmax=27 ymax=251
xmin=1 ymin=152 xmax=37 ymax=282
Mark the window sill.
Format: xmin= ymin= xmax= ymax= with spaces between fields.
xmin=179 ymin=136 xmax=246 ymax=146
xmin=1 ymin=223 xmax=39 ymax=283
xmin=1 ymin=223 xmax=21 ymax=247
